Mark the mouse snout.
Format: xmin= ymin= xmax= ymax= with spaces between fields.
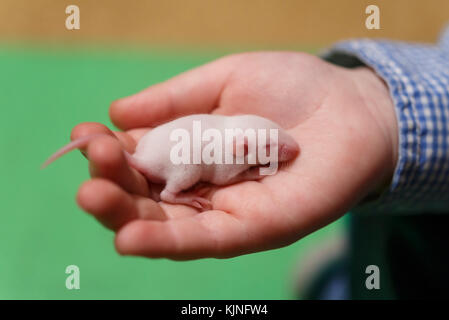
xmin=278 ymin=138 xmax=300 ymax=162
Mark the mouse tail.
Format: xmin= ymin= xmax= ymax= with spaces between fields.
xmin=41 ymin=133 xmax=109 ymax=169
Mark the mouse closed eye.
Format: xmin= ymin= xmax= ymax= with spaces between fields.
xmin=43 ymin=114 xmax=299 ymax=211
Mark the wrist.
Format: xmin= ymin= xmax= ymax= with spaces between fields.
xmin=351 ymin=67 xmax=399 ymax=197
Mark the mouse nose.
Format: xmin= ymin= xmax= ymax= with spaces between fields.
xmin=278 ymin=141 xmax=300 ymax=162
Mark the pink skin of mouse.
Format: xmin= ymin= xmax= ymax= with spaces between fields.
xmin=42 ymin=114 xmax=299 ymax=210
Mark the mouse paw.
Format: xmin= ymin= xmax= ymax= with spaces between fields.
xmin=190 ymin=197 xmax=212 ymax=211
xmin=160 ymin=189 xmax=212 ymax=211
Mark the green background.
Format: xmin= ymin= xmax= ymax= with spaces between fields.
xmin=0 ymin=45 xmax=344 ymax=299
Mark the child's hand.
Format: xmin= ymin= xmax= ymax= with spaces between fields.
xmin=74 ymin=52 xmax=398 ymax=259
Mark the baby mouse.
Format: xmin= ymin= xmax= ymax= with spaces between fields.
xmin=42 ymin=114 xmax=299 ymax=210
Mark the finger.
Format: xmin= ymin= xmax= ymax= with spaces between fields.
xmin=126 ymin=128 xmax=151 ymax=142
xmin=77 ymin=179 xmax=166 ymax=231
xmin=87 ymin=135 xmax=150 ymax=196
xmin=109 ymin=56 xmax=235 ymax=130
xmin=70 ymin=122 xmax=136 ymax=155
xmin=115 ymin=210 xmax=251 ymax=260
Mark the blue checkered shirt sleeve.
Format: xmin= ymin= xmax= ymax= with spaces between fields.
xmin=324 ymin=27 xmax=449 ymax=213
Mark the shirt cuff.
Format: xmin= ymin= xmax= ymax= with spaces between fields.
xmin=322 ymin=39 xmax=449 ymax=213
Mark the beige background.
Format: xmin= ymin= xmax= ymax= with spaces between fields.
xmin=0 ymin=0 xmax=448 ymax=48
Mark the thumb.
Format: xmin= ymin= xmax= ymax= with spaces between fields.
xmin=109 ymin=56 xmax=236 ymax=130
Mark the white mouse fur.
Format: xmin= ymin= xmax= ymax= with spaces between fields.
xmin=43 ymin=114 xmax=299 ymax=210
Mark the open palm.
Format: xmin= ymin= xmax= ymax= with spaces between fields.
xmin=73 ymin=52 xmax=398 ymax=259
